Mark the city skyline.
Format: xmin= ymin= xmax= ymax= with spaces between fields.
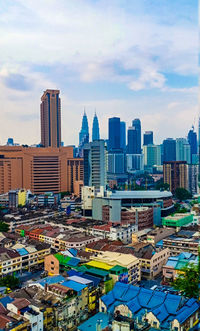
xmin=0 ymin=0 xmax=198 ymax=146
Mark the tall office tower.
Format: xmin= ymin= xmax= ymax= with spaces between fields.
xmin=92 ymin=112 xmax=100 ymax=141
xmin=143 ymin=145 xmax=161 ymax=168
xmin=176 ymin=138 xmax=190 ymax=162
xmin=40 ymin=89 xmax=61 ymax=148
xmin=132 ymin=118 xmax=141 ymax=153
xmin=83 ymin=140 xmax=107 ymax=189
xmin=120 ymin=121 xmax=126 ymax=151
xmin=163 ymin=138 xmax=176 ymax=162
xmin=143 ymin=131 xmax=153 ymax=146
xmin=79 ymin=111 xmax=89 ymax=157
xmin=188 ymin=126 xmax=197 ymax=163
xmin=163 ymin=161 xmax=188 ymax=193
xmin=188 ymin=164 xmax=199 ymax=195
xmin=108 ymin=117 xmax=121 ymax=151
xmin=183 ymin=143 xmax=191 ymax=164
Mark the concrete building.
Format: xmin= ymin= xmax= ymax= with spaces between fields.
xmin=40 ymin=89 xmax=61 ymax=148
xmin=0 ymin=146 xmax=83 ymax=194
xmin=92 ymin=190 xmax=174 ymax=226
xmin=188 ymin=164 xmax=199 ymax=195
xmin=163 ymin=161 xmax=188 ymax=193
xmin=162 ymin=213 xmax=193 ymax=228
xmin=162 ymin=230 xmax=199 ymax=255
xmin=163 ymin=252 xmax=198 ymax=284
xmin=145 ymin=227 xmax=176 ymax=245
xmin=83 ymin=140 xmax=107 ymax=189
xmin=91 ymin=223 xmax=138 ymax=244
xmin=87 ymin=251 xmax=141 ymax=285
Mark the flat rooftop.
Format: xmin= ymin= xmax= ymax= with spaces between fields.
xmin=108 ymin=190 xmax=172 ymax=199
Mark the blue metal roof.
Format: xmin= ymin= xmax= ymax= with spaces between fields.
xmin=62 ymin=280 xmax=86 ymax=293
xmin=67 ymin=257 xmax=80 ymax=267
xmin=0 ymin=296 xmax=13 ymax=308
xmin=78 ymin=312 xmax=109 ymax=331
xmin=37 ymin=275 xmax=66 ymax=287
xmin=69 ymin=248 xmax=77 ymax=257
xmin=16 ymin=248 xmax=28 ymax=256
xmin=101 ymin=282 xmax=200 ymax=328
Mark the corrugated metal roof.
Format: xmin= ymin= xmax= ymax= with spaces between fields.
xmin=62 ymin=280 xmax=86 ymax=292
xmin=68 ymin=275 xmax=93 ymax=285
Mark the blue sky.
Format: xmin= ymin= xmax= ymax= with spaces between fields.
xmin=0 ymin=0 xmax=198 ymax=145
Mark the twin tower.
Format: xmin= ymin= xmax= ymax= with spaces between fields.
xmin=40 ymin=89 xmax=100 ymax=149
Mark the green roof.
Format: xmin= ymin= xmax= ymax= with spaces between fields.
xmin=79 ymin=265 xmax=109 ymax=277
xmin=110 ymin=265 xmax=127 ymax=274
xmin=54 ymin=253 xmax=71 ymax=265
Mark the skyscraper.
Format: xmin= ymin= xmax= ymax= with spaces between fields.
xmin=120 ymin=121 xmax=126 ymax=151
xmin=83 ymin=140 xmax=107 ymax=189
xmin=143 ymin=131 xmax=153 ymax=146
xmin=132 ymin=119 xmax=141 ymax=153
xmin=40 ymin=89 xmax=61 ymax=148
xmin=108 ymin=117 xmax=121 ymax=151
xmin=188 ymin=126 xmax=197 ymax=163
xmin=92 ymin=113 xmax=100 ymax=141
xmin=163 ymin=138 xmax=176 ymax=162
xmin=163 ymin=161 xmax=188 ymax=193
xmin=79 ymin=111 xmax=89 ymax=157
xmin=143 ymin=145 xmax=161 ymax=168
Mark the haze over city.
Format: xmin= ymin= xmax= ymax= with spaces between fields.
xmin=0 ymin=0 xmax=198 ymax=146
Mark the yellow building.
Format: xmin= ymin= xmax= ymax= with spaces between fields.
xmin=87 ymin=251 xmax=141 ymax=284
xmin=17 ymin=189 xmax=27 ymax=206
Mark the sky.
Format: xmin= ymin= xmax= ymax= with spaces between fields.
xmin=0 ymin=0 xmax=198 ymax=146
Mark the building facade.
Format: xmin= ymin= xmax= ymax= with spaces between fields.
xmin=143 ymin=131 xmax=153 ymax=146
xmin=163 ymin=161 xmax=188 ymax=193
xmin=40 ymin=89 xmax=61 ymax=148
xmin=0 ymin=146 xmax=83 ymax=194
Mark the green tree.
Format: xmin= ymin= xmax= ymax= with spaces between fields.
xmin=175 ymin=188 xmax=192 ymax=201
xmin=0 ymin=275 xmax=20 ymax=289
xmin=60 ymin=191 xmax=71 ymax=198
xmin=0 ymin=222 xmax=9 ymax=232
xmin=172 ymin=264 xmax=199 ymax=298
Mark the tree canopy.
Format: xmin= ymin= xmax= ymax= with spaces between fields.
xmin=172 ymin=263 xmax=199 ymax=299
xmin=0 ymin=275 xmax=20 ymax=289
xmin=0 ymin=222 xmax=9 ymax=232
xmin=175 ymin=188 xmax=192 ymax=201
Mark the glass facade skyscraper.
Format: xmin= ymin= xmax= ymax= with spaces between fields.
xmin=143 ymin=131 xmax=153 ymax=146
xmin=92 ymin=113 xmax=100 ymax=141
xmin=120 ymin=121 xmax=126 ymax=151
xmin=188 ymin=126 xmax=197 ymax=163
xmin=163 ymin=138 xmax=176 ymax=162
xmin=108 ymin=117 xmax=121 ymax=151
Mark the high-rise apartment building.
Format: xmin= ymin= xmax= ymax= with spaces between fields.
xmin=108 ymin=117 xmax=121 ymax=151
xmin=83 ymin=140 xmax=107 ymax=189
xmin=176 ymin=138 xmax=190 ymax=163
xmin=143 ymin=145 xmax=161 ymax=168
xmin=92 ymin=113 xmax=100 ymax=141
xmin=163 ymin=161 xmax=188 ymax=193
xmin=0 ymin=146 xmax=83 ymax=195
xmin=188 ymin=164 xmax=199 ymax=195
xmin=143 ymin=131 xmax=153 ymax=146
xmin=40 ymin=89 xmax=61 ymax=148
xmin=163 ymin=138 xmax=176 ymax=162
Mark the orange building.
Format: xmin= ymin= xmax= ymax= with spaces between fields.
xmin=0 ymin=146 xmax=83 ymax=195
